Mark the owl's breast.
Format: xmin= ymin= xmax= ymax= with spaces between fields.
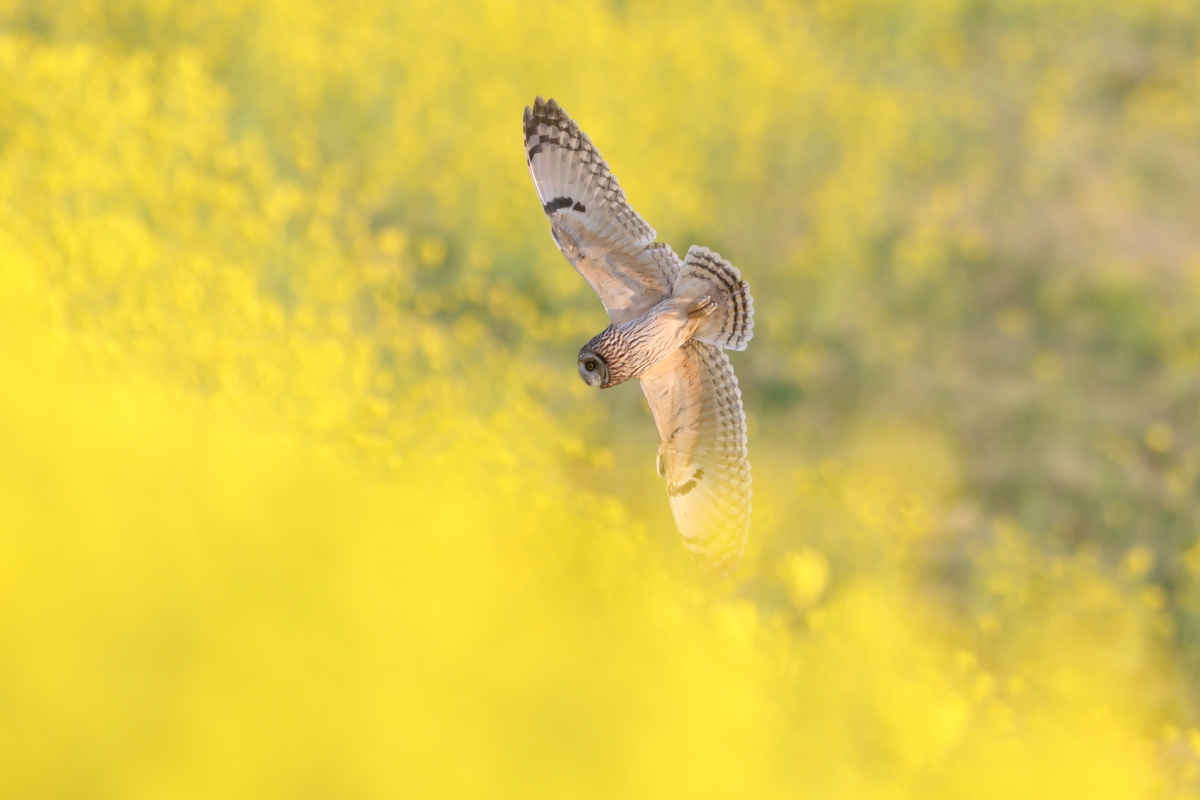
xmin=579 ymin=299 xmax=696 ymax=388
xmin=618 ymin=298 xmax=696 ymax=371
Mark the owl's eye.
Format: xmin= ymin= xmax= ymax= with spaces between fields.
xmin=585 ymin=359 xmax=597 ymax=371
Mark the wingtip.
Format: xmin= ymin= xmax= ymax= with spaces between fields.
xmin=527 ymin=97 xmax=576 ymax=136
xmin=698 ymin=554 xmax=741 ymax=579
xmin=530 ymin=96 xmax=565 ymax=119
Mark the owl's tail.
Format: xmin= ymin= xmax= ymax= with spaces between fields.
xmin=676 ymin=245 xmax=755 ymax=351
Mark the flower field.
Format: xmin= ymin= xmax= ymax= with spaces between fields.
xmin=2 ymin=0 xmax=1200 ymax=796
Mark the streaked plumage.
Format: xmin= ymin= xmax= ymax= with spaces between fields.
xmin=523 ymin=97 xmax=754 ymax=576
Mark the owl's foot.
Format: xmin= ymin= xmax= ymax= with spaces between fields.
xmin=687 ymin=296 xmax=717 ymax=319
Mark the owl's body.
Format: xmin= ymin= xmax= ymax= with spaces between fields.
xmin=523 ymin=97 xmax=754 ymax=576
xmin=580 ymin=297 xmax=706 ymax=387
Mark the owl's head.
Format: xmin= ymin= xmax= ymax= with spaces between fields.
xmin=578 ymin=326 xmax=633 ymax=388
xmin=577 ymin=351 xmax=609 ymax=388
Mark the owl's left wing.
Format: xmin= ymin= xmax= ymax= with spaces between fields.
xmin=639 ymin=341 xmax=751 ymax=577
xmin=524 ymin=97 xmax=683 ymax=325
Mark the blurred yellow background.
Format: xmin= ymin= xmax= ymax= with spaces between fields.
xmin=2 ymin=0 xmax=1200 ymax=796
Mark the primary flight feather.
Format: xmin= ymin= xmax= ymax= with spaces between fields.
xmin=523 ymin=97 xmax=754 ymax=577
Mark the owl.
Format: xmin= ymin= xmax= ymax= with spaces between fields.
xmin=523 ymin=97 xmax=755 ymax=577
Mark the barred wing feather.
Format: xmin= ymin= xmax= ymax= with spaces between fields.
xmin=639 ymin=341 xmax=751 ymax=576
xmin=523 ymin=97 xmax=682 ymax=325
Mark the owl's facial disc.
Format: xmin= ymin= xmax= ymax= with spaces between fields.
xmin=578 ymin=352 xmax=608 ymax=388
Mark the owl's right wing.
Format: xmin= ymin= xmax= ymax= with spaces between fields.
xmin=639 ymin=340 xmax=752 ymax=577
xmin=524 ymin=97 xmax=683 ymax=325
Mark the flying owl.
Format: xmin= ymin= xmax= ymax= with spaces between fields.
xmin=523 ymin=97 xmax=755 ymax=577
